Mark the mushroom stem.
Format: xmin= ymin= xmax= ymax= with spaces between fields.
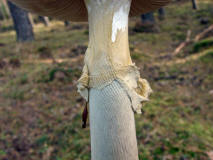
xmin=78 ymin=0 xmax=151 ymax=159
xmin=89 ymin=80 xmax=139 ymax=160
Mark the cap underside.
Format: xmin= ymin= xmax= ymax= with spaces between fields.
xmin=10 ymin=0 xmax=171 ymax=22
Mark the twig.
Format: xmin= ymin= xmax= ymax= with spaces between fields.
xmin=171 ymin=24 xmax=213 ymax=56
xmin=154 ymin=49 xmax=213 ymax=67
xmin=194 ymin=24 xmax=213 ymax=42
xmin=172 ymin=30 xmax=192 ymax=56
xmin=22 ymin=55 xmax=83 ymax=64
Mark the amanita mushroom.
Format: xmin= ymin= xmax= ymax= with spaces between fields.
xmin=9 ymin=0 xmax=171 ymax=159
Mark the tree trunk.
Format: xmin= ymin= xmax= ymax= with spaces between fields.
xmin=7 ymin=1 xmax=34 ymax=42
xmin=28 ymin=13 xmax=35 ymax=27
xmin=64 ymin=21 xmax=70 ymax=27
xmin=39 ymin=16 xmax=50 ymax=26
xmin=0 ymin=8 xmax=4 ymax=20
xmin=192 ymin=0 xmax=198 ymax=10
xmin=158 ymin=8 xmax=165 ymax=20
xmin=141 ymin=12 xmax=155 ymax=25
xmin=78 ymin=0 xmax=152 ymax=159
xmin=134 ymin=12 xmax=158 ymax=33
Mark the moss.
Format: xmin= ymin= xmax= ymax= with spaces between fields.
xmin=0 ymin=150 xmax=6 ymax=156
xmin=35 ymin=134 xmax=50 ymax=146
xmin=193 ymin=38 xmax=213 ymax=53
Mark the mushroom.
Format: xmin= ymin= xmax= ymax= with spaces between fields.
xmin=9 ymin=0 xmax=171 ymax=159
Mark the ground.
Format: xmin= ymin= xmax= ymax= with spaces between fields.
xmin=0 ymin=0 xmax=213 ymax=160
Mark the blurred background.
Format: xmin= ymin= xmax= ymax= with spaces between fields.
xmin=0 ymin=0 xmax=213 ymax=159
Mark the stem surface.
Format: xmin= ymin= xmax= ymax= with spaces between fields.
xmin=78 ymin=1 xmax=152 ymax=159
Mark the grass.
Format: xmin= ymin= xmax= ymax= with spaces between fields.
xmin=0 ymin=0 xmax=213 ymax=160
xmin=200 ymin=50 xmax=213 ymax=63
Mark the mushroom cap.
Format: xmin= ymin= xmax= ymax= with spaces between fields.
xmin=10 ymin=0 xmax=171 ymax=22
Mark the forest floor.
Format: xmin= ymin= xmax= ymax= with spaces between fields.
xmin=0 ymin=0 xmax=213 ymax=160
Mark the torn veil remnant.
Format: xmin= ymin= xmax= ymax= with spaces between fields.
xmin=78 ymin=64 xmax=152 ymax=114
xmin=77 ymin=0 xmax=152 ymax=114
